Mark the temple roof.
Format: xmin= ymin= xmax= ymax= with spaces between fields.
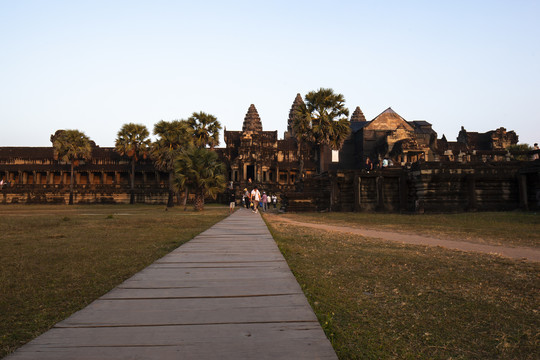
xmin=367 ymin=107 xmax=414 ymax=132
xmin=350 ymin=106 xmax=367 ymax=122
xmin=242 ymin=104 xmax=263 ymax=132
xmin=0 ymin=146 xmax=124 ymax=161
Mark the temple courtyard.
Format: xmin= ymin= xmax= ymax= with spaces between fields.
xmin=1 ymin=205 xmax=538 ymax=359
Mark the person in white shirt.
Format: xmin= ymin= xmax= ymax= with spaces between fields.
xmin=251 ymin=186 xmax=261 ymax=213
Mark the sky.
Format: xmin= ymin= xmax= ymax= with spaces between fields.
xmin=1 ymin=0 xmax=539 ymax=148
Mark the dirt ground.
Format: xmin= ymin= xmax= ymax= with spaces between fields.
xmin=265 ymin=214 xmax=540 ymax=262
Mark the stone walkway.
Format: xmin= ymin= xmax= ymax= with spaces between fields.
xmin=7 ymin=208 xmax=337 ymax=360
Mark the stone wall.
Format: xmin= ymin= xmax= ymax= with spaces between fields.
xmin=0 ymin=185 xmax=170 ymax=205
xmin=285 ymin=162 xmax=540 ymax=213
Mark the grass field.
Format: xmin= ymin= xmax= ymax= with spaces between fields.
xmin=0 ymin=205 xmax=229 ymax=358
xmin=275 ymin=211 xmax=540 ymax=248
xmin=2 ymin=206 xmax=539 ymax=359
xmin=265 ymin=212 xmax=540 ymax=359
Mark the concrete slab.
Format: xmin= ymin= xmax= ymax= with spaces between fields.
xmin=6 ymin=208 xmax=337 ymax=359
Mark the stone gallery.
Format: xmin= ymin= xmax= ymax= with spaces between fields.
xmin=0 ymin=93 xmax=538 ymax=211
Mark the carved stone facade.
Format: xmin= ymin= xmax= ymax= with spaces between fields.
xmin=0 ymin=146 xmax=169 ymax=204
xmin=219 ymin=99 xmax=315 ymax=196
xmin=0 ymin=93 xmax=530 ymax=205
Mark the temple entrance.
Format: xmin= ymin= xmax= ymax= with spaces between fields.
xmin=246 ymin=165 xmax=255 ymax=182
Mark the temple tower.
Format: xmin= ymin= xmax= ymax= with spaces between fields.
xmin=242 ymin=104 xmax=263 ymax=133
xmin=285 ymin=93 xmax=305 ymax=139
xmin=350 ymin=106 xmax=367 ymax=122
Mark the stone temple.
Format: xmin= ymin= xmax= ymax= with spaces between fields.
xmin=0 ymin=93 xmax=538 ymax=211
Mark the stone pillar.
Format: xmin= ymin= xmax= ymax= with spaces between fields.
xmin=22 ymin=171 xmax=28 ymax=184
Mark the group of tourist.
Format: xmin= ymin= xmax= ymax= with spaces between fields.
xmin=229 ymin=186 xmax=277 ymax=214
xmin=364 ymin=157 xmax=394 ymax=171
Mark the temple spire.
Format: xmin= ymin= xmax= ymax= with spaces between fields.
xmin=350 ymin=106 xmax=367 ymax=122
xmin=285 ymin=93 xmax=305 ymax=139
xmin=242 ymin=104 xmax=263 ymax=132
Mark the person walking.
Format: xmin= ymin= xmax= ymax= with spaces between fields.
xmin=229 ymin=191 xmax=236 ymax=214
xmin=272 ymin=194 xmax=277 ymax=209
xmin=243 ymin=188 xmax=251 ymax=209
xmin=261 ymin=191 xmax=268 ymax=212
xmin=251 ymin=186 xmax=261 ymax=213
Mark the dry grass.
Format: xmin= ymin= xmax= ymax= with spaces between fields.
xmin=265 ymin=217 xmax=540 ymax=359
xmin=0 ymin=205 xmax=229 ymax=358
xmin=277 ymin=211 xmax=540 ymax=247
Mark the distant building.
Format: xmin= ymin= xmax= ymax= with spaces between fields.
xmin=333 ymin=107 xmax=438 ymax=169
xmin=218 ymin=98 xmax=315 ymax=193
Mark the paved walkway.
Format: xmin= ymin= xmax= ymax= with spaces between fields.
xmin=7 ymin=208 xmax=337 ymax=360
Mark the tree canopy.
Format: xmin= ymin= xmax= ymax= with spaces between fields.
xmin=115 ymin=123 xmax=151 ymax=162
xmin=187 ymin=111 xmax=222 ymax=149
xmin=151 ymin=120 xmax=193 ymax=172
xmin=115 ymin=123 xmax=151 ymax=204
xmin=297 ymin=88 xmax=351 ymax=151
xmin=293 ymin=88 xmax=351 ymax=173
xmin=51 ymin=129 xmax=92 ymax=164
xmin=174 ymin=146 xmax=226 ymax=211
xmin=50 ymin=129 xmax=92 ymax=204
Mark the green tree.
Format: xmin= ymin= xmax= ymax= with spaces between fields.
xmin=115 ymin=123 xmax=151 ymax=204
xmin=187 ymin=111 xmax=222 ymax=149
xmin=294 ymin=88 xmax=351 ymax=173
xmin=151 ymin=120 xmax=193 ymax=207
xmin=50 ymin=130 xmax=92 ymax=205
xmin=174 ymin=146 xmax=226 ymax=211
xmin=507 ymin=143 xmax=532 ymax=161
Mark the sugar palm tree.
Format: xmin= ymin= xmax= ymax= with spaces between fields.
xmin=151 ymin=120 xmax=193 ymax=207
xmin=187 ymin=111 xmax=222 ymax=149
xmin=295 ymin=88 xmax=350 ymax=173
xmin=174 ymin=146 xmax=226 ymax=211
xmin=51 ymin=129 xmax=92 ymax=205
xmin=115 ymin=123 xmax=151 ymax=204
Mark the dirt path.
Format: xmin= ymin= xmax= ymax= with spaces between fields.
xmin=265 ymin=215 xmax=540 ymax=262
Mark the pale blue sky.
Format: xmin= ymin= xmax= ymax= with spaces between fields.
xmin=1 ymin=0 xmax=538 ymax=147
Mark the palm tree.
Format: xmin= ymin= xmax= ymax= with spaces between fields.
xmin=51 ymin=129 xmax=92 ymax=205
xmin=174 ymin=146 xmax=226 ymax=211
xmin=115 ymin=123 xmax=151 ymax=204
xmin=151 ymin=120 xmax=193 ymax=207
xmin=295 ymin=88 xmax=351 ymax=173
xmin=187 ymin=111 xmax=222 ymax=149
